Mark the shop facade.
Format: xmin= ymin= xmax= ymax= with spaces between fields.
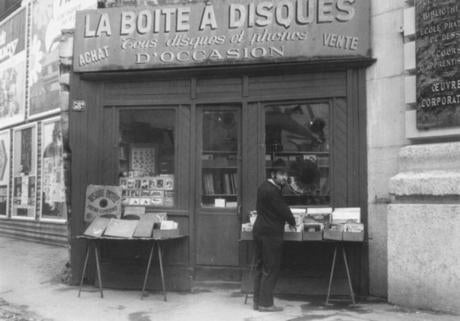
xmin=69 ymin=1 xmax=372 ymax=294
xmin=0 ymin=0 xmax=97 ymax=246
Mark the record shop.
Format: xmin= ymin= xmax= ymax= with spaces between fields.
xmin=69 ymin=0 xmax=373 ymax=294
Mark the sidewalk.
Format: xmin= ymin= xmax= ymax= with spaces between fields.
xmin=0 ymin=236 xmax=458 ymax=321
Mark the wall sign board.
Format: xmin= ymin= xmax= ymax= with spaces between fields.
xmin=416 ymin=0 xmax=460 ymax=129
xmin=73 ymin=0 xmax=371 ymax=72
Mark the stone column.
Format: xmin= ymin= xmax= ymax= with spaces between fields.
xmin=388 ymin=142 xmax=460 ymax=314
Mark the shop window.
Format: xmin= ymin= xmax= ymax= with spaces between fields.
xmin=12 ymin=124 xmax=37 ymax=219
xmin=0 ymin=130 xmax=10 ymax=217
xmin=118 ymin=109 xmax=175 ymax=208
xmin=201 ymin=108 xmax=240 ymax=208
xmin=40 ymin=118 xmax=66 ymax=221
xmin=265 ymin=102 xmax=330 ymax=205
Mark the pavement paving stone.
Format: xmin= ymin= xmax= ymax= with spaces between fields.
xmin=0 ymin=236 xmax=459 ymax=321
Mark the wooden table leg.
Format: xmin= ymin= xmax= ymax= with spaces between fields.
xmin=78 ymin=244 xmax=91 ymax=297
xmin=94 ymin=242 xmax=104 ymax=298
xmin=325 ymin=244 xmax=338 ymax=305
xmin=141 ymin=242 xmax=155 ymax=299
xmin=342 ymin=245 xmax=356 ymax=305
xmin=157 ymin=242 xmax=167 ymax=302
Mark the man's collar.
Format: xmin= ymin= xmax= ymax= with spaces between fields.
xmin=268 ymin=179 xmax=281 ymax=190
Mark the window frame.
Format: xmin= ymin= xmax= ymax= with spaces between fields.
xmin=11 ymin=122 xmax=38 ymax=220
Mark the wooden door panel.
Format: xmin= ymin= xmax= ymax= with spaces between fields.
xmin=101 ymin=107 xmax=118 ymax=185
xmin=196 ymin=213 xmax=239 ymax=266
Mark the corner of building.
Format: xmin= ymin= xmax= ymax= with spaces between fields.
xmin=366 ymin=0 xmax=408 ymax=299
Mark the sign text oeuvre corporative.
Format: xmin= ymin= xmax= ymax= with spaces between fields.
xmin=73 ymin=0 xmax=371 ymax=71
xmin=416 ymin=0 xmax=460 ymax=129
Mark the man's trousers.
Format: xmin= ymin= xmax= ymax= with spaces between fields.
xmin=253 ymin=234 xmax=283 ymax=307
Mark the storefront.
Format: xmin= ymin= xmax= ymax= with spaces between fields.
xmin=70 ymin=0 xmax=372 ymax=294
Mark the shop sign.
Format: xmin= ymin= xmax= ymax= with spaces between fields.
xmin=73 ymin=0 xmax=371 ymax=72
xmin=0 ymin=8 xmax=26 ymax=128
xmin=85 ymin=185 xmax=122 ymax=222
xmin=416 ymin=0 xmax=460 ymax=129
xmin=29 ymin=0 xmax=97 ymax=117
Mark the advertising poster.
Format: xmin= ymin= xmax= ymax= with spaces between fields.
xmin=12 ymin=124 xmax=37 ymax=218
xmin=85 ymin=185 xmax=122 ymax=222
xmin=0 ymin=8 xmax=26 ymax=128
xmin=0 ymin=130 xmax=10 ymax=217
xmin=29 ymin=0 xmax=96 ymax=117
xmin=41 ymin=118 xmax=66 ymax=220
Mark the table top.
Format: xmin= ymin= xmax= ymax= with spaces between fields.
xmin=77 ymin=235 xmax=188 ymax=241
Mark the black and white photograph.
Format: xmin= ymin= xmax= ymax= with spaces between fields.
xmin=0 ymin=1 xmax=459 ymax=321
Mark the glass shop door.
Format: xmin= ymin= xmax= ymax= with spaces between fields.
xmin=195 ymin=104 xmax=242 ymax=266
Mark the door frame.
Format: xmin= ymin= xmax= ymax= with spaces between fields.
xmin=194 ymin=103 xmax=243 ymax=267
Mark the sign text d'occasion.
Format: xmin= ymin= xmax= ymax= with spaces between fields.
xmin=73 ymin=0 xmax=370 ymax=72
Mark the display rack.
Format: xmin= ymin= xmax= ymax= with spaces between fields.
xmin=201 ymin=150 xmax=238 ymax=208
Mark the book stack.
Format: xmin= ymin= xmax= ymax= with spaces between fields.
xmin=83 ymin=217 xmax=111 ymax=238
xmin=332 ymin=207 xmax=360 ymax=224
xmin=202 ymin=172 xmax=238 ymax=195
xmin=324 ymin=207 xmax=364 ymax=241
xmin=103 ymin=219 xmax=139 ymax=238
xmin=202 ymin=173 xmax=215 ymax=195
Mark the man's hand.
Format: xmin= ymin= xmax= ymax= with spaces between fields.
xmin=289 ymin=225 xmax=297 ymax=232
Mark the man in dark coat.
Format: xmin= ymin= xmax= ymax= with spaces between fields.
xmin=253 ymin=166 xmax=296 ymax=312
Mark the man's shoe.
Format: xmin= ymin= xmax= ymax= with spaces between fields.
xmin=258 ymin=305 xmax=284 ymax=312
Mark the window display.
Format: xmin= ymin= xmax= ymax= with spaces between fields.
xmin=12 ymin=124 xmax=37 ymax=218
xmin=200 ymin=107 xmax=240 ymax=208
xmin=118 ymin=109 xmax=175 ymax=208
xmin=40 ymin=118 xmax=66 ymax=220
xmin=265 ymin=102 xmax=330 ymax=205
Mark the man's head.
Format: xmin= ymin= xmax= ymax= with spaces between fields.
xmin=270 ymin=159 xmax=289 ymax=186
xmin=270 ymin=168 xmax=288 ymax=186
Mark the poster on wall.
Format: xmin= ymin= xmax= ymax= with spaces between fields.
xmin=84 ymin=185 xmax=122 ymax=222
xmin=416 ymin=0 xmax=460 ymax=129
xmin=0 ymin=130 xmax=10 ymax=217
xmin=0 ymin=8 xmax=26 ymax=128
xmin=12 ymin=124 xmax=37 ymax=218
xmin=41 ymin=118 xmax=66 ymax=220
xmin=130 ymin=144 xmax=157 ymax=175
xmin=29 ymin=0 xmax=97 ymax=117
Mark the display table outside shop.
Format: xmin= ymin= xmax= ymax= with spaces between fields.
xmin=240 ymin=233 xmax=364 ymax=305
xmin=76 ymin=234 xmax=187 ymax=301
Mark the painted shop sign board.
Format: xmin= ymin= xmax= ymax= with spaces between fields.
xmin=73 ymin=0 xmax=370 ymax=72
xmin=416 ymin=0 xmax=460 ymax=129
xmin=84 ymin=185 xmax=122 ymax=222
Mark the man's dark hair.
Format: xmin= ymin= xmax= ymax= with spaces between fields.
xmin=271 ymin=159 xmax=288 ymax=175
